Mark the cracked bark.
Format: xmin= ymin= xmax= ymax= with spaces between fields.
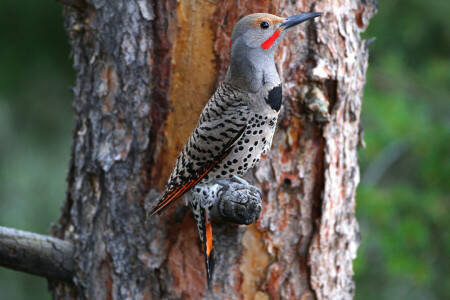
xmin=45 ymin=0 xmax=377 ymax=299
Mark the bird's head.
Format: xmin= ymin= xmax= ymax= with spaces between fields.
xmin=230 ymin=12 xmax=322 ymax=55
xmin=227 ymin=12 xmax=321 ymax=91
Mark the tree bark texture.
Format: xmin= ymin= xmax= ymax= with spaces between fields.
xmin=0 ymin=226 xmax=74 ymax=281
xmin=52 ymin=0 xmax=376 ymax=299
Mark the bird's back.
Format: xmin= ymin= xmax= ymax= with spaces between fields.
xmin=166 ymin=82 xmax=249 ymax=189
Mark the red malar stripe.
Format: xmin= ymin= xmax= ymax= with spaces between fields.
xmin=261 ymin=29 xmax=281 ymax=50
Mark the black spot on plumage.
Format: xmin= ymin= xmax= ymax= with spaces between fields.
xmin=254 ymin=141 xmax=259 ymax=146
xmin=247 ymin=154 xmax=251 ymax=158
xmin=244 ymin=158 xmax=248 ymax=162
xmin=249 ymin=147 xmax=254 ymax=152
xmin=238 ymin=166 xmax=243 ymax=170
xmin=230 ymin=169 xmax=235 ymax=172
xmin=227 ymin=161 xmax=232 ymax=165
xmin=221 ymin=171 xmax=227 ymax=175
xmin=215 ymin=145 xmax=220 ymax=151
xmin=238 ymin=140 xmax=243 ymax=145
xmin=233 ymin=159 xmax=238 ymax=163
xmin=203 ymin=191 xmax=207 ymax=196
xmin=245 ymin=138 xmax=249 ymax=143
xmin=239 ymin=146 xmax=244 ymax=151
xmin=259 ymin=130 xmax=263 ymax=134
xmin=253 ymin=131 xmax=257 ymax=135
xmin=244 ymin=163 xmax=248 ymax=167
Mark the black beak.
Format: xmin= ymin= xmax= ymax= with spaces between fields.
xmin=280 ymin=12 xmax=322 ymax=30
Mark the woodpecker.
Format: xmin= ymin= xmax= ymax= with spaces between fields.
xmin=149 ymin=12 xmax=322 ymax=288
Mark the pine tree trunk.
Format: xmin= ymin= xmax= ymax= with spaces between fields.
xmin=50 ymin=0 xmax=376 ymax=299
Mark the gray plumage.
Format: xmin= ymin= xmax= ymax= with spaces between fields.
xmin=148 ymin=12 xmax=322 ymax=289
xmin=167 ymin=82 xmax=279 ymax=190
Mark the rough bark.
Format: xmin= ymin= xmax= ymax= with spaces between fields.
xmin=47 ymin=0 xmax=377 ymax=299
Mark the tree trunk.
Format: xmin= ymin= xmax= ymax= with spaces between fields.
xmin=48 ymin=0 xmax=377 ymax=299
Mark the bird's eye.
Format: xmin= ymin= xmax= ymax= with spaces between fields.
xmin=260 ymin=21 xmax=270 ymax=29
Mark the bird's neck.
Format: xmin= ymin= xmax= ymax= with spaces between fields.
xmin=224 ymin=49 xmax=280 ymax=93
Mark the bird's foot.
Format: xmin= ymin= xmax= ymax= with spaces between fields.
xmin=212 ymin=176 xmax=262 ymax=225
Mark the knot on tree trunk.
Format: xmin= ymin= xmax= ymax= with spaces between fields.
xmin=212 ymin=176 xmax=262 ymax=225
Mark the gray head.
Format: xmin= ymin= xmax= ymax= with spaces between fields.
xmin=225 ymin=12 xmax=322 ymax=92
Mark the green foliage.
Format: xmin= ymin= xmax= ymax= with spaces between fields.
xmin=0 ymin=0 xmax=448 ymax=299
xmin=0 ymin=1 xmax=73 ymax=299
xmin=355 ymin=0 xmax=450 ymax=299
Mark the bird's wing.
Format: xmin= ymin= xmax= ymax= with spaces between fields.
xmin=196 ymin=82 xmax=244 ymax=125
xmin=149 ymin=99 xmax=248 ymax=216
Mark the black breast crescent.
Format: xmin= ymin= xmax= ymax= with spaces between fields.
xmin=266 ymin=84 xmax=282 ymax=112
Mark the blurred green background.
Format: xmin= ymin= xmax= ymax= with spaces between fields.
xmin=0 ymin=1 xmax=448 ymax=299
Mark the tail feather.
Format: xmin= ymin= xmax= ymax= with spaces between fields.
xmin=202 ymin=208 xmax=215 ymax=289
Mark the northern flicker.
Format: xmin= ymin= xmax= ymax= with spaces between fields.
xmin=149 ymin=12 xmax=322 ymax=288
